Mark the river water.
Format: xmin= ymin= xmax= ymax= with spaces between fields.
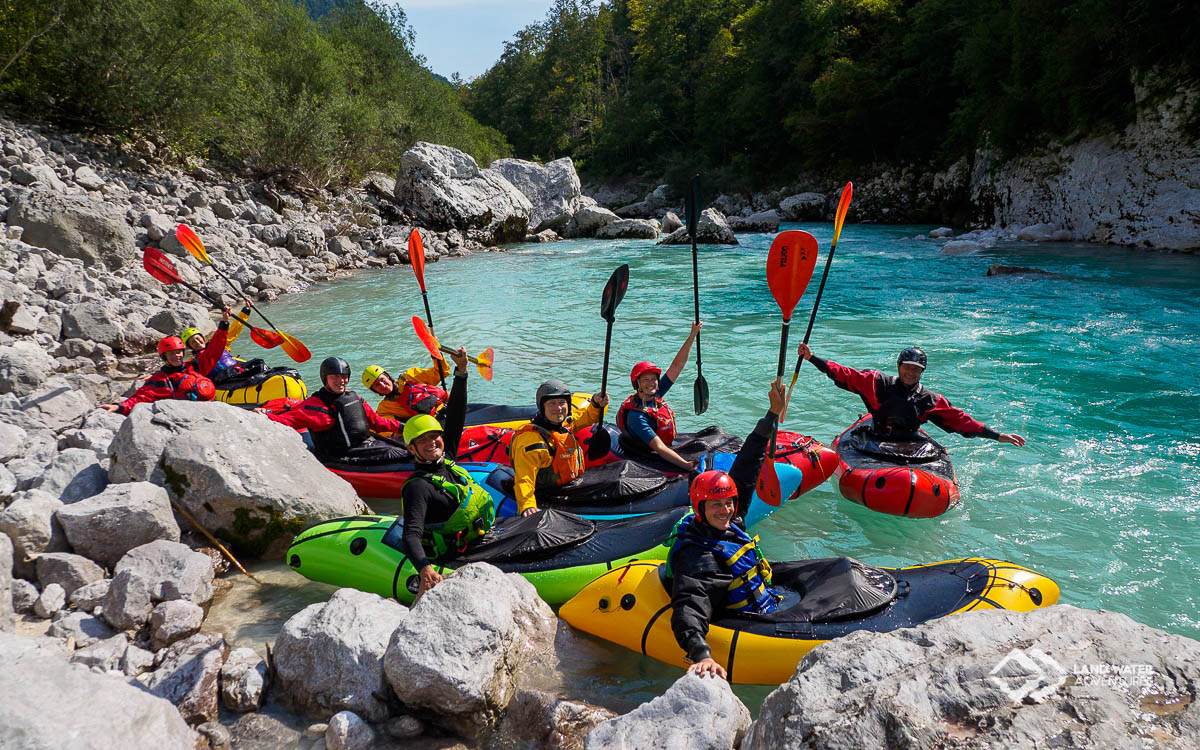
xmin=206 ymin=224 xmax=1200 ymax=712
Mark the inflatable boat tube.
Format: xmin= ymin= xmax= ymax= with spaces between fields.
xmin=832 ymin=416 xmax=960 ymax=518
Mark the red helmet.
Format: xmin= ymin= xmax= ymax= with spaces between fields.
xmin=630 ymin=361 xmax=661 ymax=388
xmin=157 ymin=336 xmax=185 ymax=356
xmin=174 ymin=374 xmax=215 ymax=402
xmin=689 ymin=470 xmax=737 ymax=517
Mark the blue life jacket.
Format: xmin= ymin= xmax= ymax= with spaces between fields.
xmin=669 ymin=513 xmax=782 ymax=614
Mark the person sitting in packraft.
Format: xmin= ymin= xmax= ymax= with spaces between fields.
xmin=669 ymin=381 xmax=787 ymax=680
xmin=617 ymin=321 xmax=703 ymax=470
xmin=382 ymin=347 xmax=487 ymax=599
xmin=98 ymin=307 xmax=233 ymax=415
xmin=259 ymin=356 xmax=409 ymax=465
xmin=796 ymin=344 xmax=1026 ymax=446
xmin=509 ymin=380 xmax=609 ymax=517
xmin=361 ymin=359 xmax=451 ymax=422
xmin=180 ymin=299 xmax=253 ymax=382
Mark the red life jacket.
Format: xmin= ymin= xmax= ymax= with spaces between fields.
xmin=389 ymin=381 xmax=449 ymax=419
xmin=616 ymin=394 xmax=677 ymax=447
xmin=145 ymin=368 xmax=216 ymax=402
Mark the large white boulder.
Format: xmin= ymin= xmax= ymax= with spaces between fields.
xmin=6 ymin=189 xmax=138 ymax=269
xmin=595 ymin=218 xmax=660 ymax=240
xmin=586 ymin=672 xmax=750 ymax=750
xmin=107 ymin=401 xmax=366 ymax=557
xmin=55 ymin=481 xmax=180 ymax=568
xmin=658 ymin=208 xmax=738 ymax=245
xmin=728 ymin=209 xmax=781 ymax=233
xmin=490 ymin=157 xmax=583 ymax=232
xmin=778 ymin=192 xmax=826 ymax=220
xmin=101 ymin=540 xmax=214 ymax=630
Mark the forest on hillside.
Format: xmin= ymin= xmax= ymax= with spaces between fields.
xmin=466 ymin=0 xmax=1200 ymax=187
xmin=0 ymin=0 xmax=508 ymax=187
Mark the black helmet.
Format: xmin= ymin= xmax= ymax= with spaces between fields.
xmin=897 ymin=347 xmax=927 ymax=369
xmin=319 ymin=357 xmax=351 ymax=382
xmin=536 ymin=380 xmax=572 ymax=412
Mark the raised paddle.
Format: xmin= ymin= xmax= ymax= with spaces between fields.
xmin=586 ymin=264 xmax=631 ymax=461
xmin=174 ymin=224 xmax=311 ymax=363
xmin=781 ymin=182 xmax=854 ymax=423
xmin=408 ymin=228 xmax=446 ymax=388
xmin=142 ymin=248 xmax=283 ymax=349
xmin=411 ymin=316 xmax=495 ymax=381
xmin=687 ymin=175 xmax=709 ymax=415
xmin=756 ymin=230 xmax=820 ymax=506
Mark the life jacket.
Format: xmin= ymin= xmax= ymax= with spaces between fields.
xmin=146 ymin=367 xmax=216 ymax=403
xmin=307 ymin=389 xmax=372 ymax=458
xmin=402 ymin=459 xmax=495 ymax=559
xmin=190 ymin=349 xmax=241 ymax=381
xmin=387 ymin=380 xmax=449 ymax=419
xmin=511 ymin=420 xmax=585 ymax=489
xmin=616 ymin=394 xmax=677 ymax=455
xmin=668 ymin=513 xmax=782 ymax=614
xmin=872 ymin=381 xmax=932 ymax=437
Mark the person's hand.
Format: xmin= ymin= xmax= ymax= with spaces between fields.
xmin=998 ymin=433 xmax=1026 ymax=447
xmin=221 ymin=306 xmax=232 ymax=323
xmin=688 ymin=657 xmax=727 ymax=679
xmin=690 ymin=320 xmax=703 ymax=338
xmin=591 ymin=392 xmax=609 ymax=409
xmin=243 ymin=298 xmax=254 ymax=310
xmin=521 ymin=507 xmax=538 ymax=517
xmin=450 ymin=346 xmax=468 ymax=374
xmin=98 ymin=404 xmax=119 ymax=413
xmin=678 ymin=457 xmax=697 ymax=471
xmin=253 ymin=407 xmax=270 ymax=415
xmin=416 ymin=565 xmax=443 ymax=600
xmin=767 ymin=381 xmax=786 ymax=415
xmin=797 ymin=343 xmax=813 ymax=361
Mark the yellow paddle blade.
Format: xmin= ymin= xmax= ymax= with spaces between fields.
xmin=831 ymin=182 xmax=853 ymax=248
xmin=277 ymin=331 xmax=311 ymax=363
xmin=228 ymin=314 xmax=247 ymax=344
xmin=175 ymin=224 xmax=211 ymax=264
xmin=475 ymin=348 xmax=494 ymax=381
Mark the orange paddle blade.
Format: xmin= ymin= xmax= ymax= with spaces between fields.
xmin=832 ymin=182 xmax=853 ymax=247
xmin=475 ymin=348 xmax=494 ymax=381
xmin=408 ymin=229 xmax=426 ymax=291
xmin=412 ymin=315 xmax=444 ymax=361
xmin=277 ymin=331 xmax=311 ymax=363
xmin=756 ymin=456 xmax=782 ymax=507
xmin=766 ymin=230 xmax=819 ymax=321
xmin=175 ymin=224 xmax=210 ymax=264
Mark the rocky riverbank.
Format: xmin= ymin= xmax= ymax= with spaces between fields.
xmin=2 ymin=109 xmax=1199 ymax=749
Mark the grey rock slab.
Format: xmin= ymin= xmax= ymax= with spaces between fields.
xmin=145 ymin=303 xmax=215 ymax=337
xmin=197 ymin=721 xmax=232 ymax=750
xmin=489 ymin=156 xmax=582 ymax=232
xmin=326 ymin=711 xmax=375 ymax=750
xmin=0 ymin=340 xmax=54 ymax=397
xmin=660 ymin=211 xmax=683 ymax=234
xmin=0 ymin=489 xmax=68 ymax=579
xmin=220 ymin=646 xmax=269 ymax=712
xmin=55 ymin=481 xmax=180 ymax=569
xmin=778 ymin=192 xmax=826 ymax=220
xmin=145 ymin=631 xmax=227 ymax=725
xmin=273 ymin=587 xmax=408 ymax=721
xmin=32 ymin=581 xmax=65 ymax=617
xmin=586 ymin=673 xmax=750 ymax=750
xmin=69 ymin=578 xmax=111 ymax=610
xmin=594 ymin=218 xmax=660 ymax=240
xmin=0 ymin=462 xmax=14 ymax=501
xmin=121 ymin=643 xmax=155 ymax=676
xmin=498 ymin=689 xmax=616 ymax=750
xmin=0 ymin=421 xmax=27 ymax=461
xmin=47 ymin=610 xmax=116 ymax=648
xmin=0 ymin=533 xmax=12 ymax=631
xmin=102 ymin=540 xmax=213 ymax=630
xmin=32 ymin=447 xmax=108 ymax=503
xmin=19 ymin=381 xmax=93 ymax=430
xmin=6 ymin=189 xmax=138 ymax=269
xmin=228 ymin=711 xmax=303 ymax=750
xmin=11 ymin=578 xmax=39 ymax=614
xmin=62 ymin=299 xmax=126 ymax=352
xmin=0 ymin=632 xmax=198 ymax=749
xmin=942 ymin=239 xmax=985 ymax=255
xmin=657 ymin=208 xmax=737 ymax=245
xmin=34 ymin=551 xmax=104 ymax=596
xmin=566 ymin=204 xmax=619 ymax=237
xmin=70 ymin=631 xmax=129 ymax=672
xmin=287 ymin=222 xmax=326 ymax=257
xmin=728 ymin=209 xmax=781 ymax=233
xmin=73 ymin=166 xmax=105 ymax=191
xmin=149 ymin=598 xmax=204 ymax=649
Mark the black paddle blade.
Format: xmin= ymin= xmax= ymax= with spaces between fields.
xmin=586 ymin=424 xmax=612 ymax=461
xmin=600 ymin=264 xmax=630 ymax=322
xmin=686 ymin=175 xmax=700 ymax=237
xmin=693 ymin=375 xmax=709 ymax=416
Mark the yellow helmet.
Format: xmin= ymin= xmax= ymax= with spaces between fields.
xmin=362 ymin=365 xmax=387 ymax=389
xmin=180 ymin=327 xmax=203 ymax=347
xmin=402 ymin=414 xmax=443 ymax=445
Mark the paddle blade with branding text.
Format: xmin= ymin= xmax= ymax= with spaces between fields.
xmin=600 ymin=264 xmax=630 ymax=322
xmin=175 ymin=224 xmax=210 ymax=264
xmin=686 ymin=175 xmax=700 ymax=237
xmin=476 ymin=348 xmax=495 ymax=381
xmin=142 ymin=247 xmax=182 ymax=285
xmin=408 ymin=229 xmax=426 ymax=291
xmin=412 ymin=316 xmax=444 ymax=361
xmin=766 ymin=230 xmax=819 ymax=321
xmin=832 ymin=182 xmax=853 ymax=247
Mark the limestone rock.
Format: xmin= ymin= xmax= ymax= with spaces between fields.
xmin=287 ymin=222 xmax=326 ymax=257
xmin=220 ymin=646 xmax=269 ymax=712
xmin=19 ymin=381 xmax=93 ymax=431
xmin=1016 ymin=222 xmax=1060 ymax=242
xmin=146 ymin=303 xmax=215 ymax=338
xmin=0 ymin=422 xmax=28 ymax=462
xmin=33 ymin=582 xmax=65 ymax=617
xmin=728 ymin=209 xmax=781 ymax=233
xmin=69 ymin=578 xmax=111 ymax=610
xmin=586 ymin=673 xmax=750 ymax=750
xmin=0 ymin=632 xmax=198 ymax=749
xmin=47 ymin=611 xmax=117 ymax=648
xmin=101 ymin=540 xmax=214 ymax=631
xmin=32 ymin=447 xmax=108 ymax=503
xmin=34 ymin=552 xmax=105 ymax=596
xmin=149 ymin=599 xmax=204 ymax=649
xmin=498 ymin=689 xmax=616 ymax=750
xmin=0 ymin=489 xmax=68 ymax=578
xmin=657 ymin=209 xmax=738 ymax=245
xmin=0 ymin=341 xmax=55 ymax=397
xmin=567 ymin=204 xmax=619 ymax=237
xmin=489 ymin=157 xmax=582 ymax=232
xmin=6 ymin=189 xmax=138 ymax=269
xmin=121 ymin=643 xmax=155 ymax=676
xmin=145 ymin=631 xmax=227 ymax=725
xmin=108 ymin=401 xmax=366 ymax=558
xmin=0 ymin=534 xmax=13 ymax=632
xmin=273 ymin=588 xmax=408 ymax=721
xmin=74 ymin=166 xmax=105 ymax=191
xmin=929 ymin=226 xmax=955 ymax=238
xmin=594 ymin=218 xmax=660 ymax=240
xmin=55 ymin=482 xmax=180 ymax=569
xmin=660 ymin=211 xmax=683 ymax=234
xmin=326 ymin=710 xmax=375 ymax=750
xmin=778 ymin=192 xmax=826 ymax=221
xmin=941 ymin=239 xmax=984 ymax=255
xmin=70 ymin=632 xmax=129 ymax=672
xmin=11 ymin=579 xmax=39 ymax=614
xmin=228 ymin=712 xmax=302 ymax=750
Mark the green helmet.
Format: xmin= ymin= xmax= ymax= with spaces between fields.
xmin=403 ymin=414 xmax=443 ymax=445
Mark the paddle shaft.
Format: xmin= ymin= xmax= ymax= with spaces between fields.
xmin=437 ymin=345 xmax=485 ymax=366
xmin=418 ymin=291 xmax=446 ymax=388
xmin=599 ymin=317 xmax=614 ymax=400
xmin=691 ymin=232 xmax=703 ymax=375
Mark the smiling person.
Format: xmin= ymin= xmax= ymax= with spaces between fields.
xmin=361 ymin=359 xmax=452 ymax=421
xmin=668 ymin=381 xmax=787 ymax=680
xmin=180 ymin=299 xmax=253 ymax=382
xmin=616 ymin=320 xmax=703 ymax=470
xmin=796 ymin=344 xmax=1026 ymax=446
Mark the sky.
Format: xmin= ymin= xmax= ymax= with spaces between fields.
xmin=392 ymin=0 xmax=553 ymax=81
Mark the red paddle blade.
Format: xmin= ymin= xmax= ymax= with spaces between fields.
xmin=475 ymin=348 xmax=494 ymax=381
xmin=832 ymin=182 xmax=853 ymax=247
xmin=412 ymin=316 xmax=444 ymax=361
xmin=756 ymin=450 xmax=783 ymax=506
xmin=408 ymin=229 xmax=427 ymax=292
xmin=249 ymin=326 xmax=282 ymax=348
xmin=766 ymin=230 xmax=819 ymax=321
xmin=175 ymin=224 xmax=210 ymax=264
xmin=142 ymin=247 xmax=182 ymax=285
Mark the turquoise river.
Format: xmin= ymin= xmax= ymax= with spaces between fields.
xmin=206 ymin=224 xmax=1200 ymax=712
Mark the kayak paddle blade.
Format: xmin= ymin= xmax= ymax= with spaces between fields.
xmin=766 ymin=230 xmax=819 ymax=321
xmin=412 ymin=315 xmax=444 ymax=361
xmin=686 ymin=175 xmax=700 ymax=238
xmin=586 ymin=424 xmax=611 ymax=462
xmin=476 ymin=348 xmax=495 ymax=381
xmin=693 ymin=374 xmax=709 ymax=416
xmin=408 ymin=229 xmax=427 ymax=292
xmin=756 ymin=452 xmax=783 ymax=507
xmin=277 ymin=331 xmax=311 ymax=363
xmin=600 ymin=264 xmax=630 ymax=322
xmin=175 ymin=224 xmax=210 ymax=264
xmin=832 ymin=182 xmax=853 ymax=248
xmin=249 ymin=326 xmax=281 ymax=348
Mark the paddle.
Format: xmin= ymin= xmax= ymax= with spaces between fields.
xmin=411 ymin=316 xmax=495 ymax=381
xmin=756 ymin=231 xmax=820 ymax=506
xmin=687 ymin=175 xmax=709 ymax=415
xmin=408 ymin=228 xmax=446 ymax=388
xmin=174 ymin=224 xmax=311 ymax=362
xmin=780 ymin=182 xmax=853 ymax=423
xmin=142 ymin=248 xmax=283 ymax=349
xmin=586 ymin=264 xmax=631 ymax=461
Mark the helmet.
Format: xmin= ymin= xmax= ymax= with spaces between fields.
xmin=535 ymin=380 xmax=572 ymax=412
xmin=362 ymin=365 xmax=387 ymax=390
xmin=630 ymin=361 xmax=661 ymax=388
xmin=175 ymin=374 xmax=215 ymax=401
xmin=319 ymin=357 xmax=351 ymax=383
xmin=897 ymin=347 xmax=927 ymax=370
xmin=157 ymin=336 xmax=185 ymax=356
xmin=402 ymin=414 xmax=443 ymax=445
xmin=688 ymin=470 xmax=737 ymax=519
xmin=180 ymin=327 xmax=203 ymax=348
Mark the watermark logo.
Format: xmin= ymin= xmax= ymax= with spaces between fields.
xmin=988 ymin=648 xmax=1068 ymax=703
